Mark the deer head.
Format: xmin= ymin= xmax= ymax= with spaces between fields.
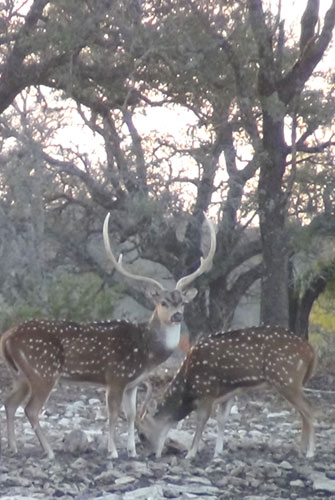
xmin=103 ymin=211 xmax=216 ymax=351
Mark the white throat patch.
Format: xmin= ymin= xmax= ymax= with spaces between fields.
xmin=165 ymin=323 xmax=181 ymax=350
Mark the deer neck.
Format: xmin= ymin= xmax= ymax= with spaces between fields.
xmin=145 ymin=312 xmax=181 ymax=365
xmin=156 ymin=357 xmax=195 ymax=423
xmin=139 ymin=366 xmax=194 ymax=455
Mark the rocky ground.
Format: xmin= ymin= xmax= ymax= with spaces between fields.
xmin=0 ymin=359 xmax=334 ymax=500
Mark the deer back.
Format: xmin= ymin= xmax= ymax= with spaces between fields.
xmin=1 ymin=319 xmax=153 ymax=386
xmin=186 ymin=326 xmax=316 ymax=392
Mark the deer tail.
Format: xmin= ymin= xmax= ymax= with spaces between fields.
xmin=303 ymin=344 xmax=318 ymax=385
xmin=0 ymin=327 xmax=20 ymax=374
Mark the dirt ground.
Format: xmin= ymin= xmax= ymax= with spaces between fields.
xmin=0 ymin=360 xmax=334 ymax=500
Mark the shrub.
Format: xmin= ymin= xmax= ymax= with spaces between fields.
xmin=0 ymin=272 xmax=122 ymax=331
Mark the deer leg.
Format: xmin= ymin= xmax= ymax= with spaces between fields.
xmin=24 ymin=378 xmax=56 ymax=459
xmin=122 ymin=386 xmax=138 ymax=458
xmin=106 ymin=386 xmax=122 ymax=458
xmin=277 ymin=386 xmax=315 ymax=458
xmin=5 ymin=377 xmax=30 ymax=453
xmin=186 ymin=401 xmax=213 ymax=459
xmin=154 ymin=422 xmax=172 ymax=459
xmin=297 ymin=392 xmax=315 ymax=458
xmin=214 ymin=398 xmax=234 ymax=458
xmin=137 ymin=381 xmax=153 ymax=420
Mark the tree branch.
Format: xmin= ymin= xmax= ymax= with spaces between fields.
xmin=278 ymin=0 xmax=335 ymax=104
xmin=248 ymin=0 xmax=276 ymax=95
xmin=42 ymin=152 xmax=117 ymax=209
xmin=300 ymin=0 xmax=320 ymax=53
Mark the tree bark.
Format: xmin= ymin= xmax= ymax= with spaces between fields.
xmin=249 ymin=0 xmax=289 ymax=326
xmin=289 ymin=262 xmax=334 ymax=339
xmin=248 ymin=0 xmax=335 ymax=327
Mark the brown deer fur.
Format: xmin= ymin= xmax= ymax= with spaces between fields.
xmin=138 ymin=326 xmax=317 ymax=459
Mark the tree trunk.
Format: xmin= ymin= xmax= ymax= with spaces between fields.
xmin=289 ymin=271 xmax=328 ymax=339
xmin=258 ymin=111 xmax=289 ymax=327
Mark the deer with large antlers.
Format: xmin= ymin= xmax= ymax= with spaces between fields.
xmin=138 ymin=326 xmax=317 ymax=459
xmin=0 ymin=212 xmax=216 ymax=459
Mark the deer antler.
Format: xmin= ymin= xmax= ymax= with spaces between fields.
xmin=176 ymin=213 xmax=216 ymax=291
xmin=103 ymin=213 xmax=165 ymax=290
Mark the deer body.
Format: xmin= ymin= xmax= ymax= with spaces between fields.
xmin=1 ymin=315 xmax=182 ymax=459
xmin=138 ymin=326 xmax=317 ymax=459
xmin=1 ymin=212 xmax=216 ymax=459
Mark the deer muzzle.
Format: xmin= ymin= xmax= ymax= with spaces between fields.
xmin=171 ymin=312 xmax=183 ymax=323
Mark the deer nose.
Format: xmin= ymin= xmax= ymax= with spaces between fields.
xmin=171 ymin=312 xmax=183 ymax=323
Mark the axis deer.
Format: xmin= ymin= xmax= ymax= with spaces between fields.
xmin=138 ymin=326 xmax=317 ymax=459
xmin=0 ymin=212 xmax=216 ymax=459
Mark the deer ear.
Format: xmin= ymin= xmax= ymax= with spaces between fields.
xmin=182 ymin=288 xmax=198 ymax=303
xmin=146 ymin=397 xmax=157 ymax=416
xmin=145 ymin=287 xmax=163 ymax=304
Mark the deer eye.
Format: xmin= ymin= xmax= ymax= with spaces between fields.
xmin=160 ymin=301 xmax=168 ymax=308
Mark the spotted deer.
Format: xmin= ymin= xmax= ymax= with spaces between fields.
xmin=0 ymin=212 xmax=216 ymax=459
xmin=138 ymin=326 xmax=317 ymax=459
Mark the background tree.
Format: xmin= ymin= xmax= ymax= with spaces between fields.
xmin=1 ymin=0 xmax=335 ymax=338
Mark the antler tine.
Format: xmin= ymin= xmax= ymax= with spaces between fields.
xmin=103 ymin=213 xmax=164 ymax=290
xmin=176 ymin=212 xmax=216 ymax=291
